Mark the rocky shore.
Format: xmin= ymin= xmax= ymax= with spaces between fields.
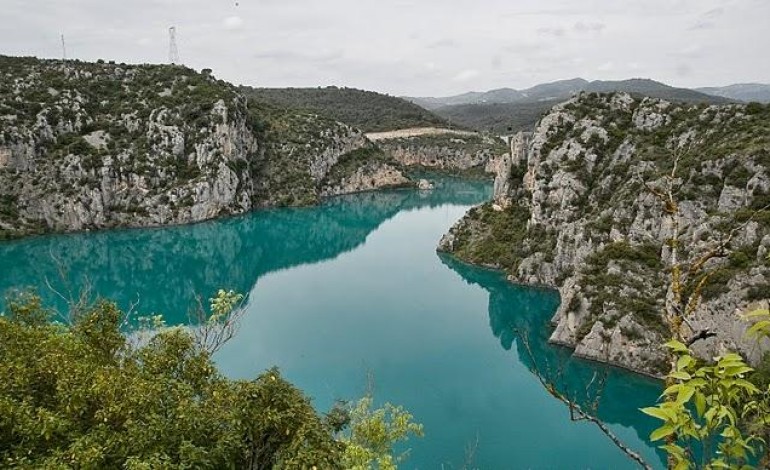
xmin=439 ymin=92 xmax=770 ymax=376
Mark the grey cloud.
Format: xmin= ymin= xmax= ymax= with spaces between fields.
xmin=0 ymin=0 xmax=767 ymax=96
xmin=253 ymin=49 xmax=344 ymax=64
xmin=573 ymin=21 xmax=605 ymax=33
xmin=537 ymin=26 xmax=566 ymax=37
xmin=690 ymin=20 xmax=716 ymax=30
xmin=690 ymin=6 xmax=725 ymax=29
xmin=426 ymin=38 xmax=457 ymax=49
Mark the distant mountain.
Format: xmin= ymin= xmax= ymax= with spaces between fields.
xmin=584 ymin=79 xmax=731 ymax=104
xmin=696 ymin=83 xmax=770 ymax=103
xmin=408 ymin=79 xmax=587 ymax=109
xmin=408 ymin=78 xmax=728 ymax=110
xmin=517 ymin=78 xmax=589 ymax=101
xmin=241 ymin=86 xmax=449 ymax=132
xmin=413 ymin=78 xmax=732 ymax=133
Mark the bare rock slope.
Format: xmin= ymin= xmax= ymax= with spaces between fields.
xmin=440 ymin=92 xmax=770 ymax=376
xmin=0 ymin=56 xmax=408 ymax=238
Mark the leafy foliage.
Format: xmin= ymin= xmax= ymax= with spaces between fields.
xmin=339 ymin=396 xmax=424 ymax=470
xmin=0 ymin=290 xmax=424 ymax=469
xmin=642 ymin=340 xmax=765 ymax=469
xmin=0 ymin=293 xmax=338 ymax=468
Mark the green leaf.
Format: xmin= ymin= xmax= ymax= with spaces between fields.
xmin=676 ymin=355 xmax=693 ymax=371
xmin=641 ymin=406 xmax=670 ymax=421
xmin=744 ymin=309 xmax=770 ymax=318
xmin=663 ymin=384 xmax=681 ymax=396
xmin=725 ymin=365 xmax=754 ymax=377
xmin=673 ymin=459 xmax=690 ymax=470
xmin=694 ymin=392 xmax=706 ymax=417
xmin=665 ymin=340 xmax=689 ymax=354
xmin=650 ymin=424 xmax=676 ymax=441
xmin=661 ymin=444 xmax=686 ymax=459
xmin=676 ymin=386 xmax=695 ymax=405
xmin=670 ymin=371 xmax=692 ymax=381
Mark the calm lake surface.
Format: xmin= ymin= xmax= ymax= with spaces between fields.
xmin=0 ymin=177 xmax=665 ymax=469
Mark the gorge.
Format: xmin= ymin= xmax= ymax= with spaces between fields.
xmin=2 ymin=54 xmax=769 ymax=468
xmin=0 ymin=177 xmax=666 ymax=469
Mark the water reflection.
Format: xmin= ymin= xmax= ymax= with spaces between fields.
xmin=439 ymin=254 xmax=667 ymax=469
xmin=0 ymin=177 xmax=491 ymax=323
xmin=1 ymin=176 xmax=669 ymax=468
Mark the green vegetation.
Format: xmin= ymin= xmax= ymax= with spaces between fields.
xmin=422 ymin=78 xmax=730 ymax=134
xmin=642 ymin=316 xmax=770 ymax=470
xmin=432 ymin=100 xmax=560 ymax=134
xmin=576 ymin=242 xmax=667 ymax=340
xmin=340 ymin=396 xmax=424 ymax=470
xmin=242 ymin=86 xmax=448 ymax=132
xmin=0 ymin=56 xmax=416 ymax=237
xmin=0 ymin=291 xmax=422 ymax=469
xmin=383 ymin=133 xmax=508 ymax=155
xmin=642 ymin=340 xmax=766 ymax=469
xmin=449 ymin=201 xmax=558 ymax=273
xmin=247 ymin=100 xmax=405 ymax=206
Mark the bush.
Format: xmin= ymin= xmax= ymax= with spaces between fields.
xmin=0 ymin=294 xmax=342 ymax=469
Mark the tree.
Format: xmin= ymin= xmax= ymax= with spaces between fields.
xmin=639 ymin=144 xmax=770 ymax=469
xmin=0 ymin=291 xmax=422 ymax=469
xmin=338 ymin=395 xmax=424 ymax=470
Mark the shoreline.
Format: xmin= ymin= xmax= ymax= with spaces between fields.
xmin=438 ymin=250 xmax=666 ymax=382
xmin=0 ymin=181 xmax=423 ymax=245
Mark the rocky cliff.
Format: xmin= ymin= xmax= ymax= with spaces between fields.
xmin=375 ymin=132 xmax=509 ymax=176
xmin=0 ymin=56 xmax=408 ymax=239
xmin=249 ymin=102 xmax=409 ymax=205
xmin=439 ymin=92 xmax=770 ymax=376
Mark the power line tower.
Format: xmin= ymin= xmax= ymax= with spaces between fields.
xmin=168 ymin=26 xmax=179 ymax=64
xmin=61 ymin=34 xmax=67 ymax=60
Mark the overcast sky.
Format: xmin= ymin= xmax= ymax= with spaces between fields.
xmin=3 ymin=0 xmax=768 ymax=96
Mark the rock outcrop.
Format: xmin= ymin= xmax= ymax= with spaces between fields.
xmin=376 ymin=132 xmax=509 ymax=175
xmin=440 ymin=92 xmax=770 ymax=377
xmin=0 ymin=56 xmax=409 ymax=238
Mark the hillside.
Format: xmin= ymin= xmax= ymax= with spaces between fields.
xmin=432 ymin=99 xmax=562 ymax=134
xmin=409 ymin=78 xmax=726 ymax=109
xmin=439 ymin=92 xmax=770 ymax=376
xmin=0 ymin=56 xmax=409 ymax=239
xmin=584 ymin=78 xmax=732 ymax=104
xmin=413 ymin=78 xmax=732 ymax=133
xmin=375 ymin=132 xmax=509 ymax=176
xmin=697 ymin=83 xmax=770 ymax=103
xmin=241 ymin=86 xmax=449 ymax=132
xmin=409 ymin=78 xmax=588 ymax=109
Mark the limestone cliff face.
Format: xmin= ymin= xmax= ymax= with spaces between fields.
xmin=320 ymin=163 xmax=410 ymax=197
xmin=376 ymin=133 xmax=509 ymax=175
xmin=251 ymin=106 xmax=410 ymax=207
xmin=440 ymin=92 xmax=770 ymax=376
xmin=0 ymin=56 xmax=408 ymax=238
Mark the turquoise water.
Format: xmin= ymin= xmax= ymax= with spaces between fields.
xmin=0 ymin=177 xmax=665 ymax=469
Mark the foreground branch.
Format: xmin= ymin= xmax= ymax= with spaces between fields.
xmin=514 ymin=330 xmax=653 ymax=470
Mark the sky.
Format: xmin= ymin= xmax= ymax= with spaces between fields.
xmin=2 ymin=0 xmax=769 ymax=97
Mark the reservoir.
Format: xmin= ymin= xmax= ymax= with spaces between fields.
xmin=0 ymin=177 xmax=664 ymax=469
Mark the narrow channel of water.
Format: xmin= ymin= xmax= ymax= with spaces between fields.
xmin=0 ymin=177 xmax=664 ymax=468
